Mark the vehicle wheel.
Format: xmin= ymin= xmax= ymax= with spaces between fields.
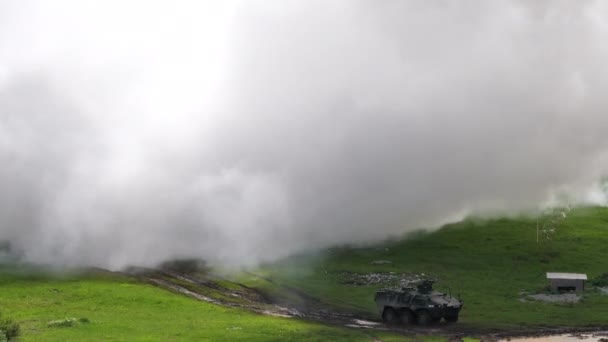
xmin=445 ymin=316 xmax=459 ymax=323
xmin=400 ymin=310 xmax=415 ymax=325
xmin=416 ymin=310 xmax=432 ymax=326
xmin=382 ymin=307 xmax=399 ymax=324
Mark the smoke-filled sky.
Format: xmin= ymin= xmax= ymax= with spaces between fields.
xmin=1 ymin=0 xmax=608 ymax=269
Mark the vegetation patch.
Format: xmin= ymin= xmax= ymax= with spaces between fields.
xmin=0 ymin=312 xmax=20 ymax=341
xmin=590 ymin=273 xmax=608 ymax=287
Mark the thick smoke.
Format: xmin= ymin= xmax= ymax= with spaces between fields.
xmin=1 ymin=1 xmax=608 ymax=269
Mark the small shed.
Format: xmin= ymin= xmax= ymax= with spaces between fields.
xmin=546 ymin=272 xmax=587 ymax=292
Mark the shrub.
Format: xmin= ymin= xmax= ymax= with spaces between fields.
xmin=591 ymin=273 xmax=608 ymax=287
xmin=158 ymin=258 xmax=209 ymax=274
xmin=0 ymin=318 xmax=20 ymax=341
xmin=0 ymin=311 xmax=20 ymax=341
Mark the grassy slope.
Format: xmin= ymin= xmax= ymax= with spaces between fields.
xmin=3 ymin=207 xmax=607 ymax=339
xmin=0 ymin=267 xmax=405 ymax=341
xmin=243 ymin=206 xmax=608 ymax=329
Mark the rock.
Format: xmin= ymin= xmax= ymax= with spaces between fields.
xmin=370 ymin=260 xmax=392 ymax=265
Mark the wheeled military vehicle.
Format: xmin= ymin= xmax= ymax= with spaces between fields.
xmin=374 ymin=280 xmax=462 ymax=325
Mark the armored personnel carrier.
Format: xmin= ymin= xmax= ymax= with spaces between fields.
xmin=374 ymin=280 xmax=462 ymax=325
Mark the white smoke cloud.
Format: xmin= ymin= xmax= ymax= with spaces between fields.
xmin=1 ymin=0 xmax=608 ymax=269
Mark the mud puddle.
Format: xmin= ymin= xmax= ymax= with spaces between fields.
xmin=501 ymin=332 xmax=608 ymax=342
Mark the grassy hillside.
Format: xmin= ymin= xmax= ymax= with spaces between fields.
xmin=241 ymin=206 xmax=608 ymax=329
xmin=2 ymin=206 xmax=607 ymax=340
xmin=0 ymin=266 xmax=405 ymax=341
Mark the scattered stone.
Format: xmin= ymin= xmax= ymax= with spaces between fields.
xmin=526 ymin=293 xmax=581 ymax=303
xmin=47 ymin=318 xmax=78 ymax=328
xmin=344 ymin=319 xmax=383 ymax=329
xmin=338 ymin=272 xmax=425 ymax=287
xmin=598 ymin=287 xmax=608 ymax=295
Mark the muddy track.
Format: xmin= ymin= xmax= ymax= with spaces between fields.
xmin=129 ymin=268 xmax=474 ymax=337
xmin=124 ymin=268 xmax=608 ymax=340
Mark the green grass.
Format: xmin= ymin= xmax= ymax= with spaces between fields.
xmin=0 ymin=266 xmax=407 ymax=341
xmin=241 ymin=206 xmax=608 ymax=330
xmin=4 ymin=206 xmax=608 ymax=339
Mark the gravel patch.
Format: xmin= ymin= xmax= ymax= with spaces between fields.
xmin=338 ymin=271 xmax=427 ymax=287
xmin=526 ymin=293 xmax=581 ymax=303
